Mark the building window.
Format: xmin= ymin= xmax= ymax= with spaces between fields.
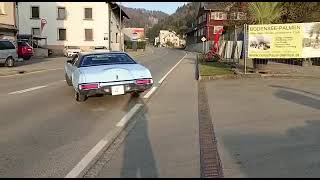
xmin=85 ymin=29 xmax=93 ymax=41
xmin=230 ymin=12 xmax=237 ymax=20
xmin=57 ymin=7 xmax=66 ymax=20
xmin=0 ymin=3 xmax=6 ymax=15
xmin=32 ymin=28 xmax=40 ymax=36
xmin=31 ymin=6 xmax=40 ymax=19
xmin=237 ymin=12 xmax=246 ymax=20
xmin=58 ymin=28 xmax=66 ymax=40
xmin=84 ymin=8 xmax=92 ymax=20
xmin=116 ymin=33 xmax=118 ymax=43
xmin=211 ymin=12 xmax=227 ymax=20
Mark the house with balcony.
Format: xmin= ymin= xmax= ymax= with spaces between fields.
xmin=185 ymin=2 xmax=247 ymax=46
xmin=0 ymin=2 xmax=18 ymax=40
xmin=157 ymin=30 xmax=185 ymax=48
xmin=17 ymin=2 xmax=129 ymax=55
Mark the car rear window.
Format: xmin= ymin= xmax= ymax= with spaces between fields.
xmin=81 ymin=53 xmax=136 ymax=67
xmin=0 ymin=41 xmax=16 ymax=50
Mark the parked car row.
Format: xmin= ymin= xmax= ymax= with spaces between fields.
xmin=0 ymin=39 xmax=35 ymax=67
xmin=63 ymin=46 xmax=110 ymax=58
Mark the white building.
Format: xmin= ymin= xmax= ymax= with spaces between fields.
xmin=159 ymin=30 xmax=185 ymax=48
xmin=17 ymin=2 xmax=129 ymax=55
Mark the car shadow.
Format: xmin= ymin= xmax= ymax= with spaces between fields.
xmin=119 ymin=96 xmax=158 ymax=178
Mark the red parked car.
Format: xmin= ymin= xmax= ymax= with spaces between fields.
xmin=17 ymin=41 xmax=34 ymax=60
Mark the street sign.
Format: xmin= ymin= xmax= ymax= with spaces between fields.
xmin=201 ymin=37 xmax=206 ymax=42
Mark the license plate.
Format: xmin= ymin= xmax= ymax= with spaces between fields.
xmin=111 ymin=85 xmax=125 ymax=95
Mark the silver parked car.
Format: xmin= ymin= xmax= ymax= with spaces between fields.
xmin=64 ymin=52 xmax=153 ymax=102
xmin=0 ymin=39 xmax=19 ymax=67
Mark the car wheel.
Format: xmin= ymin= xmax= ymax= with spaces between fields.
xmin=131 ymin=91 xmax=141 ymax=98
xmin=65 ymin=73 xmax=72 ymax=86
xmin=75 ymin=90 xmax=87 ymax=102
xmin=5 ymin=57 xmax=15 ymax=67
xmin=23 ymin=56 xmax=31 ymax=60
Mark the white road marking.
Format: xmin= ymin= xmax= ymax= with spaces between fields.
xmin=158 ymin=53 xmax=188 ymax=84
xmin=143 ymin=86 xmax=157 ymax=99
xmin=8 ymin=79 xmax=66 ymax=95
xmin=0 ymin=68 xmax=64 ymax=78
xmin=65 ymin=103 xmax=144 ymax=178
xmin=116 ymin=104 xmax=143 ymax=127
xmin=8 ymin=85 xmax=48 ymax=95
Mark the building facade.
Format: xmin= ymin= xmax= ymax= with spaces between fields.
xmin=123 ymin=28 xmax=145 ymax=41
xmin=185 ymin=2 xmax=247 ymax=45
xmin=158 ymin=30 xmax=184 ymax=48
xmin=17 ymin=2 xmax=129 ymax=55
xmin=0 ymin=2 xmax=18 ymax=40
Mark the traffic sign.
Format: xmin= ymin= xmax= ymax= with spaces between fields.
xmin=201 ymin=37 xmax=206 ymax=42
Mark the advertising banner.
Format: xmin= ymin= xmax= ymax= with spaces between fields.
xmin=248 ymin=22 xmax=320 ymax=58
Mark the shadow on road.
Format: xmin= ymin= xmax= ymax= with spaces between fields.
xmin=274 ymin=89 xmax=320 ymax=110
xmin=221 ymin=119 xmax=320 ymax=178
xmin=120 ymin=96 xmax=158 ymax=178
xmin=270 ymin=85 xmax=320 ymax=98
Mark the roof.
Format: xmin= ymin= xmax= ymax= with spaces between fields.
xmin=201 ymin=2 xmax=236 ymax=11
xmin=108 ymin=2 xmax=130 ymax=19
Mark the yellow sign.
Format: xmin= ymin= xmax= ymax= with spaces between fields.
xmin=248 ymin=22 xmax=320 ymax=59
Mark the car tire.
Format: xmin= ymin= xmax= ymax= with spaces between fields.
xmin=75 ymin=90 xmax=87 ymax=102
xmin=5 ymin=57 xmax=15 ymax=67
xmin=65 ymin=73 xmax=72 ymax=86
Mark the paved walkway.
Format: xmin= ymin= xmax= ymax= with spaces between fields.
xmin=205 ymin=78 xmax=320 ymax=178
xmin=96 ymin=52 xmax=200 ymax=178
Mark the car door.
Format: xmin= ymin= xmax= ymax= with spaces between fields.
xmin=0 ymin=41 xmax=5 ymax=63
xmin=71 ymin=55 xmax=82 ymax=88
xmin=65 ymin=54 xmax=78 ymax=79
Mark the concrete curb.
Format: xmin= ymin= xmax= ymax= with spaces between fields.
xmin=197 ymin=64 xmax=320 ymax=81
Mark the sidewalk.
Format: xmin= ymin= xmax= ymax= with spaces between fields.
xmin=96 ymin=52 xmax=200 ymax=178
xmin=0 ymin=57 xmax=66 ymax=76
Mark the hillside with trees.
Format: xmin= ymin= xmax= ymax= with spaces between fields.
xmin=149 ymin=2 xmax=201 ymax=43
xmin=121 ymin=6 xmax=169 ymax=28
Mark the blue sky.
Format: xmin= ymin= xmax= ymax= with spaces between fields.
xmin=120 ymin=2 xmax=187 ymax=15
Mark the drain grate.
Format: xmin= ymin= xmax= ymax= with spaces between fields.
xmin=198 ymin=82 xmax=223 ymax=178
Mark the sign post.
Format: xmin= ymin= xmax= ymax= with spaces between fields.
xmin=244 ymin=24 xmax=247 ymax=74
xmin=201 ymin=36 xmax=206 ymax=54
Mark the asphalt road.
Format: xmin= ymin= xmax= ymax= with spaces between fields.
xmin=0 ymin=47 xmax=186 ymax=177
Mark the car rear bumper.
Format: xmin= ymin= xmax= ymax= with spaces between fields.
xmin=78 ymin=82 xmax=153 ymax=96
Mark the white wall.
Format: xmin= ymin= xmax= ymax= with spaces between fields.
xmin=18 ymin=2 xmax=110 ymax=49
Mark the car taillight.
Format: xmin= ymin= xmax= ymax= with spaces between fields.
xmin=79 ymin=83 xmax=99 ymax=90
xmin=27 ymin=48 xmax=32 ymax=52
xmin=135 ymin=79 xmax=153 ymax=85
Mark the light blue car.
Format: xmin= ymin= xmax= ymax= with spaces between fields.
xmin=64 ymin=52 xmax=153 ymax=102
